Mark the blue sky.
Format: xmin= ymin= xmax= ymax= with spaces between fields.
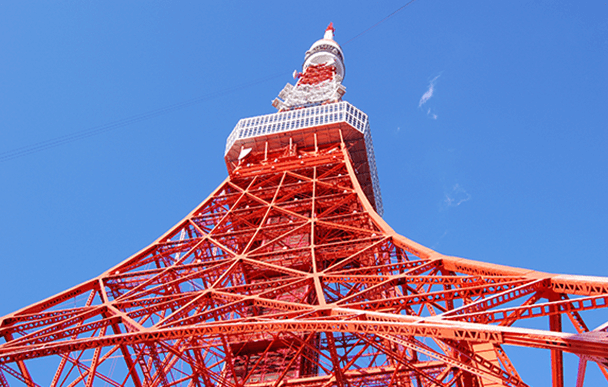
xmin=1 ymin=1 xmax=607 ymax=385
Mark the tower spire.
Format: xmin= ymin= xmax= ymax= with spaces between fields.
xmin=324 ymin=22 xmax=335 ymax=40
xmin=273 ymin=23 xmax=346 ymax=111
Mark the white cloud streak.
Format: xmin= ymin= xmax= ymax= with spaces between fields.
xmin=419 ymin=75 xmax=441 ymax=108
xmin=444 ymin=184 xmax=471 ymax=208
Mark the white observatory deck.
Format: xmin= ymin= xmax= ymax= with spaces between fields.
xmin=225 ymin=101 xmax=383 ymax=216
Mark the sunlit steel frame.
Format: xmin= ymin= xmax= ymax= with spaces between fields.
xmin=1 ymin=134 xmax=607 ymax=387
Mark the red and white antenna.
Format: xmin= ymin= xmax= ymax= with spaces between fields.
xmin=324 ymin=22 xmax=335 ymax=40
xmin=273 ymin=23 xmax=346 ymax=111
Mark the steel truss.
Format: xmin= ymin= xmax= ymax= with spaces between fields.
xmin=1 ymin=138 xmax=607 ymax=387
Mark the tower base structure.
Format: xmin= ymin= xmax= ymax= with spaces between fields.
xmin=1 ymin=135 xmax=607 ymax=386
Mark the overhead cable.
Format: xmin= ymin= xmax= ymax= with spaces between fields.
xmin=1 ymin=1 xmax=420 ymax=163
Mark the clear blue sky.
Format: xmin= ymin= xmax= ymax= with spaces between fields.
xmin=1 ymin=1 xmax=607 ymax=385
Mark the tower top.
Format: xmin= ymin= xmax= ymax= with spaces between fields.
xmin=273 ymin=23 xmax=346 ymax=111
xmin=225 ymin=23 xmax=383 ymax=215
xmin=302 ymin=22 xmax=345 ymax=81
xmin=324 ymin=22 xmax=335 ymax=39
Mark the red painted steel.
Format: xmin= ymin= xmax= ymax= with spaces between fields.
xmin=297 ymin=64 xmax=336 ymax=85
xmin=1 ymin=135 xmax=607 ymax=386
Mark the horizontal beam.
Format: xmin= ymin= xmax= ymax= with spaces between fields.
xmin=2 ymin=313 xmax=607 ymax=364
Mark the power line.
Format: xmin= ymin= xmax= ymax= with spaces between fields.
xmin=0 ymin=72 xmax=287 ymax=163
xmin=1 ymin=1 xmax=419 ymax=163
xmin=343 ymin=0 xmax=419 ymax=46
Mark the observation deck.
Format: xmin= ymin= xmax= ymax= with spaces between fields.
xmin=225 ymin=101 xmax=383 ymax=216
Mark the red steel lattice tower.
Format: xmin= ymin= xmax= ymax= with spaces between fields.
xmin=1 ymin=24 xmax=607 ymax=387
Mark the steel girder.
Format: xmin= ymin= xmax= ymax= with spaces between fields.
xmin=1 ymin=139 xmax=607 ymax=387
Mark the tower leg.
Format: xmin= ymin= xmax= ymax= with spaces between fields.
xmin=549 ymin=313 xmax=564 ymax=387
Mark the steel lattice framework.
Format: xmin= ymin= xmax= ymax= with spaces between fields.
xmin=1 ymin=24 xmax=607 ymax=387
xmin=1 ymin=141 xmax=607 ymax=386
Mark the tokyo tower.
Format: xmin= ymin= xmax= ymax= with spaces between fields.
xmin=1 ymin=23 xmax=608 ymax=387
